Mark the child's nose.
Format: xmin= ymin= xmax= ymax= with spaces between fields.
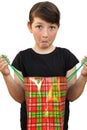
xmin=42 ymin=29 xmax=48 ymax=37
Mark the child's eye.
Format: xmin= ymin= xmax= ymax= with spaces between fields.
xmin=35 ymin=25 xmax=42 ymax=29
xmin=49 ymin=26 xmax=56 ymax=30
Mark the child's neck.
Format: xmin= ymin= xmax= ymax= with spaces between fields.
xmin=32 ymin=45 xmax=56 ymax=54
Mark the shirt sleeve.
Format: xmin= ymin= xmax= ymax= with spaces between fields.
xmin=12 ymin=51 xmax=23 ymax=72
xmin=63 ymin=48 xmax=79 ymax=71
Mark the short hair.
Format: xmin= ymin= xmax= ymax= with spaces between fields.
xmin=29 ymin=1 xmax=60 ymax=26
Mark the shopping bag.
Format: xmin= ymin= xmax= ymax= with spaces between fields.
xmin=24 ymin=77 xmax=67 ymax=130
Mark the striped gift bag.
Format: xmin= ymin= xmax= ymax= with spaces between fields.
xmin=24 ymin=77 xmax=67 ymax=130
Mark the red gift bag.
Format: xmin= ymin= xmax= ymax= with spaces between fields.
xmin=24 ymin=77 xmax=67 ymax=130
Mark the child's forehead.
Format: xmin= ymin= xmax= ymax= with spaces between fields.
xmin=32 ymin=17 xmax=57 ymax=25
xmin=33 ymin=17 xmax=46 ymax=22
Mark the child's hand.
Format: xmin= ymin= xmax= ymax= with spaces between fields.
xmin=81 ymin=56 xmax=87 ymax=79
xmin=0 ymin=55 xmax=10 ymax=76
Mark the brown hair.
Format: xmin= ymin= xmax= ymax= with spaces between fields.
xmin=29 ymin=1 xmax=60 ymax=26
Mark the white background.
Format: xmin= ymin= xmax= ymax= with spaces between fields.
xmin=0 ymin=0 xmax=87 ymax=130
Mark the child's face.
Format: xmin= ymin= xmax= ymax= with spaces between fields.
xmin=28 ymin=17 xmax=59 ymax=49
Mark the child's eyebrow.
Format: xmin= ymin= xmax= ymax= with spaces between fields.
xmin=35 ymin=22 xmax=43 ymax=25
xmin=35 ymin=22 xmax=56 ymax=25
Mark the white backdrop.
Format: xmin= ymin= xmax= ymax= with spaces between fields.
xmin=0 ymin=0 xmax=87 ymax=130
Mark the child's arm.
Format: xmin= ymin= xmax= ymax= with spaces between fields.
xmin=0 ymin=55 xmax=25 ymax=103
xmin=66 ymin=57 xmax=87 ymax=101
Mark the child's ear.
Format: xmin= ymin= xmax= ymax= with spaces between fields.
xmin=27 ymin=22 xmax=32 ymax=33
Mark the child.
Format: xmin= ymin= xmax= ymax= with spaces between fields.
xmin=0 ymin=1 xmax=87 ymax=130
